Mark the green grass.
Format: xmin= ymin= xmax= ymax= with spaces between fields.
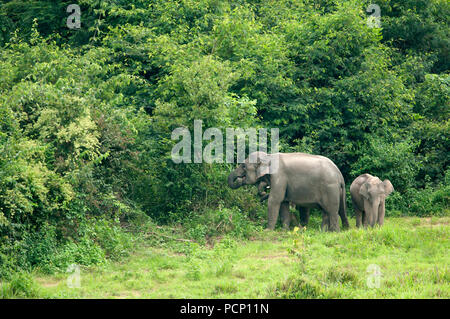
xmin=23 ymin=217 xmax=450 ymax=298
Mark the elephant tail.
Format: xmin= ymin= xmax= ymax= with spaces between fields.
xmin=339 ymin=181 xmax=350 ymax=229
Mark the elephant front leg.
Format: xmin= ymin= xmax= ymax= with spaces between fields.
xmin=321 ymin=211 xmax=329 ymax=231
xmin=267 ymin=196 xmax=283 ymax=230
xmin=362 ymin=211 xmax=368 ymax=228
xmin=364 ymin=200 xmax=378 ymax=227
xmin=377 ymin=199 xmax=385 ymax=226
xmin=355 ymin=209 xmax=363 ymax=228
xmin=266 ymin=179 xmax=286 ymax=230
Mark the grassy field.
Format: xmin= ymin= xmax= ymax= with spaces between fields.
xmin=31 ymin=217 xmax=449 ymax=299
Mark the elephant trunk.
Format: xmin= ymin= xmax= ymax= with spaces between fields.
xmin=227 ymin=170 xmax=244 ymax=189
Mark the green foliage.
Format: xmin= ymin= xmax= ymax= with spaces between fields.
xmin=185 ymin=206 xmax=264 ymax=243
xmin=0 ymin=271 xmax=40 ymax=298
xmin=9 ymin=217 xmax=448 ymax=298
xmin=0 ymin=217 xmax=137 ymax=276
xmin=89 ymin=219 xmax=134 ymax=260
xmin=287 ymin=226 xmax=311 ymax=271
xmin=49 ymin=238 xmax=106 ymax=272
xmin=397 ymin=169 xmax=450 ymax=217
xmin=271 ymin=275 xmax=330 ymax=298
xmin=379 ymin=0 xmax=450 ymax=73
xmin=351 ymin=137 xmax=421 ymax=193
xmin=269 ymin=217 xmax=449 ymax=299
xmin=148 ymin=54 xmax=259 ymax=220
xmin=413 ymin=74 xmax=449 ymax=185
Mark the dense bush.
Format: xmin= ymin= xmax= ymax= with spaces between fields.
xmin=0 ymin=271 xmax=40 ymax=298
xmin=186 ymin=206 xmax=264 ymax=243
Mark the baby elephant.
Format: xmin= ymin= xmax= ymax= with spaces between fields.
xmin=256 ymin=176 xmax=299 ymax=229
xmin=350 ymin=174 xmax=394 ymax=228
xmin=257 ymin=175 xmax=271 ymax=202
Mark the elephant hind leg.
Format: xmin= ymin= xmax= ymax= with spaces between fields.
xmin=320 ymin=188 xmax=340 ymax=232
xmin=327 ymin=210 xmax=340 ymax=232
xmin=355 ymin=208 xmax=363 ymax=228
xmin=321 ymin=211 xmax=330 ymax=231
xmin=279 ymin=202 xmax=291 ymax=230
xmin=339 ymin=187 xmax=349 ymax=229
xmin=362 ymin=211 xmax=368 ymax=228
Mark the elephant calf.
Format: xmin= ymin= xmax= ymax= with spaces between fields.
xmin=350 ymin=174 xmax=394 ymax=228
xmin=258 ymin=178 xmax=311 ymax=228
xmin=256 ymin=177 xmax=300 ymax=228
xmin=257 ymin=175 xmax=270 ymax=202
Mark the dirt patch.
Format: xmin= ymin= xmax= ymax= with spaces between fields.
xmin=416 ymin=217 xmax=449 ymax=228
xmin=111 ymin=290 xmax=142 ymax=298
xmin=259 ymin=252 xmax=290 ymax=260
xmin=36 ymin=278 xmax=61 ymax=288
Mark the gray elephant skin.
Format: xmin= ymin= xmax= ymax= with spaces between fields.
xmin=227 ymin=151 xmax=349 ymax=231
xmin=350 ymin=174 xmax=394 ymax=228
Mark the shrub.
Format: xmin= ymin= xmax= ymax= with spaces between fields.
xmin=185 ymin=206 xmax=263 ymax=243
xmin=270 ymin=275 xmax=328 ymax=299
xmin=14 ymin=223 xmax=58 ymax=271
xmin=0 ymin=250 xmax=17 ymax=280
xmin=90 ymin=218 xmax=135 ymax=260
xmin=0 ymin=271 xmax=40 ymax=298
xmin=351 ymin=136 xmax=421 ymax=194
xmin=50 ymin=238 xmax=106 ymax=272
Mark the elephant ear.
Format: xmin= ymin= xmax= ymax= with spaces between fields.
xmin=359 ymin=183 xmax=370 ymax=200
xmin=383 ymin=179 xmax=394 ymax=196
xmin=256 ymin=154 xmax=271 ymax=179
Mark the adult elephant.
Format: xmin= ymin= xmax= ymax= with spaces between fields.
xmin=350 ymin=174 xmax=394 ymax=228
xmin=227 ymin=151 xmax=349 ymax=231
